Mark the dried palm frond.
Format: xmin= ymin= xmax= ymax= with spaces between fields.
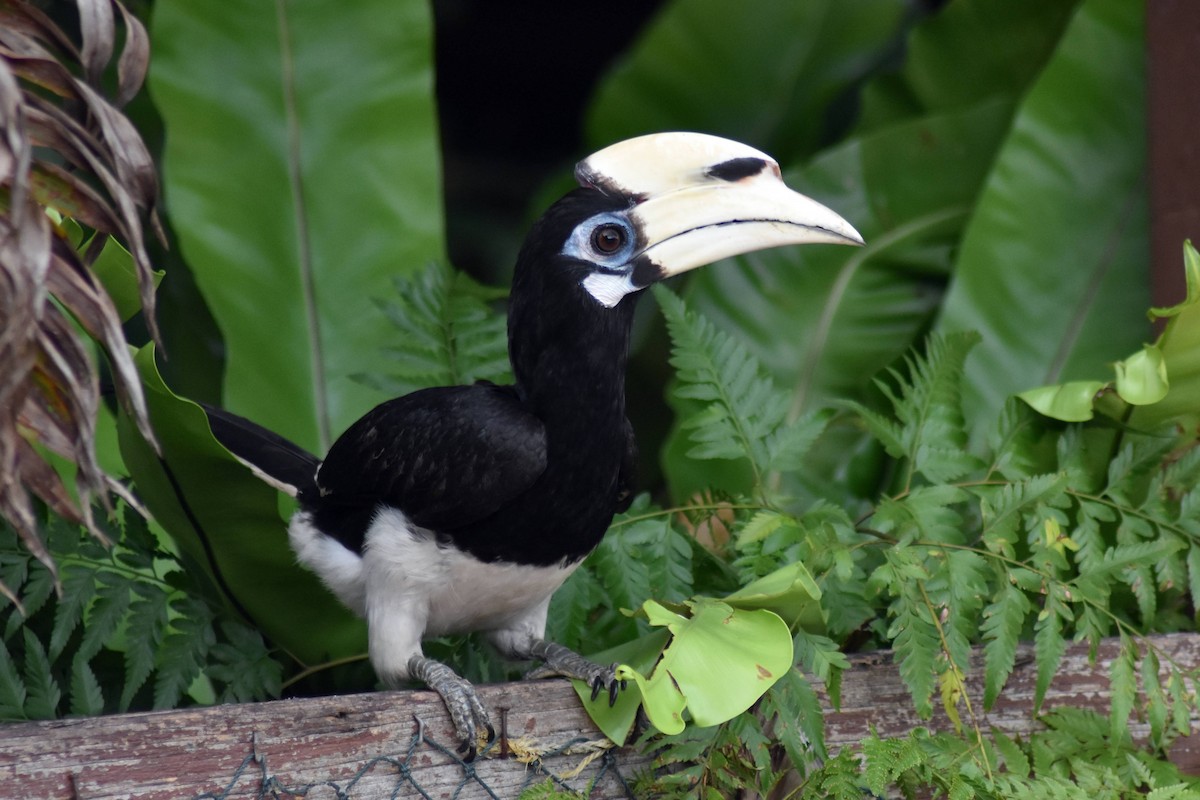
xmin=0 ymin=0 xmax=161 ymax=604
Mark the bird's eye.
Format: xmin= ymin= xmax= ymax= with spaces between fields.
xmin=591 ymin=223 xmax=626 ymax=255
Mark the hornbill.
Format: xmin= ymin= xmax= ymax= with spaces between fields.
xmin=204 ymin=132 xmax=862 ymax=758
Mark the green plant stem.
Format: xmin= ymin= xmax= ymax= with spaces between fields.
xmin=280 ymin=652 xmax=370 ymax=691
xmin=916 ymin=582 xmax=994 ymax=783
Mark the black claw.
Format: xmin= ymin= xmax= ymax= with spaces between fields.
xmin=485 ymin=722 xmax=496 ymax=744
xmin=590 ymin=677 xmax=603 ymax=701
xmin=608 ymin=679 xmax=620 ymax=707
xmin=457 ymin=737 xmax=476 ymax=762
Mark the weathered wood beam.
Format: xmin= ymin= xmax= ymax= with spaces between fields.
xmin=2 ymin=633 xmax=1198 ymax=799
xmin=0 ymin=680 xmax=648 ymax=800
xmin=824 ymin=631 xmax=1200 ymax=773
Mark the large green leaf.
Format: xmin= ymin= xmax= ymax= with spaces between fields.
xmin=586 ymin=0 xmax=909 ymax=163
xmin=936 ymin=0 xmax=1148 ymax=427
xmin=149 ymin=0 xmax=443 ymax=453
xmin=117 ymin=345 xmax=366 ymax=666
xmin=858 ymin=0 xmax=1080 ymax=129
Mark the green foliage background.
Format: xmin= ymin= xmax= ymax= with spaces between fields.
xmin=4 ymin=0 xmax=1200 ymax=797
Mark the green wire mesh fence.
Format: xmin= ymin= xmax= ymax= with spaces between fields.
xmin=191 ymin=717 xmax=637 ymax=800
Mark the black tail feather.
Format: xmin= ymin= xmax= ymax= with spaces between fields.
xmin=200 ymin=403 xmax=320 ymax=496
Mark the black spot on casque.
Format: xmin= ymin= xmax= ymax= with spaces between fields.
xmin=706 ymin=157 xmax=767 ymax=182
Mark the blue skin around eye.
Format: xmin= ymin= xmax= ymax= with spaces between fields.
xmin=561 ymin=213 xmax=636 ymax=272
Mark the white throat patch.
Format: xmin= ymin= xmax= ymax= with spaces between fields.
xmin=582 ymin=271 xmax=638 ymax=308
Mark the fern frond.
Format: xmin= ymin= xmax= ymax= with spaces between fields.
xmin=69 ymin=654 xmax=104 ymax=716
xmin=873 ymin=485 xmax=968 ymax=545
xmin=77 ymin=574 xmax=133 ymax=661
xmin=801 ymin=750 xmax=863 ymax=800
xmin=889 ymin=585 xmax=939 ymax=717
xmin=932 ymin=549 xmax=988 ymax=671
xmin=1167 ymin=671 xmax=1192 ymax=739
xmin=120 ymin=582 xmax=168 ymax=711
xmin=5 ymin=563 xmax=53 ymax=640
xmin=992 ymin=728 xmax=1030 ymax=778
xmin=655 ymin=286 xmax=791 ymax=485
xmin=544 ymin=567 xmax=602 ymax=653
xmin=864 ymin=331 xmax=983 ymax=486
xmin=794 ymin=628 xmax=849 ymax=707
xmin=22 ymin=628 xmax=60 ymax=719
xmin=1033 ymin=590 xmax=1068 ymax=712
xmin=49 ymin=566 xmax=95 ymax=660
xmin=366 ymin=261 xmax=510 ymax=395
xmin=981 ymin=583 xmax=1030 ymax=709
xmin=153 ymin=596 xmax=214 ymax=710
xmin=862 ymin=732 xmax=927 ymax=797
xmin=0 ymin=636 xmax=26 ymax=719
xmin=761 ymin=668 xmax=827 ymax=765
xmin=1141 ymin=648 xmax=1168 ymax=749
xmin=1109 ymin=637 xmax=1137 ymax=744
xmin=976 ymin=473 xmax=1069 ymax=557
xmin=766 ymin=408 xmax=833 ymax=473
xmin=207 ymin=621 xmax=282 ymax=703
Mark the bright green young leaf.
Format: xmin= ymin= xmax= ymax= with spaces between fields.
xmin=1018 ymin=381 xmax=1107 ymax=422
xmin=937 ymin=0 xmax=1149 ymax=427
xmin=1114 ymin=346 xmax=1168 ymax=406
xmin=723 ymin=561 xmax=825 ymax=633
xmin=615 ymin=662 xmax=687 ymax=736
xmin=117 ymin=345 xmax=366 ymax=666
xmin=640 ymin=598 xmax=793 ymax=728
xmin=1151 ymin=240 xmax=1200 ymax=318
xmin=150 ymin=0 xmax=443 ymax=453
xmin=1133 ymin=242 xmax=1200 ymax=427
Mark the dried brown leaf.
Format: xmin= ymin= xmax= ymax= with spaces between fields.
xmin=0 ymin=0 xmax=78 ymax=61
xmin=0 ymin=46 xmax=76 ymax=99
xmin=114 ymin=2 xmax=148 ymax=108
xmin=76 ymin=0 xmax=115 ymax=87
xmin=0 ymin=0 xmax=160 ymax=575
xmin=28 ymin=163 xmax=123 ymax=233
xmin=45 ymin=244 xmax=156 ymax=448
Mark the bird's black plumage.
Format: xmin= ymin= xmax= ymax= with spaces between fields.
xmin=308 ymin=384 xmax=549 ymax=557
xmin=277 ymin=188 xmax=641 ymax=565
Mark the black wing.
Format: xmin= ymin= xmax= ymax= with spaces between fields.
xmin=306 ymin=383 xmax=547 ymax=553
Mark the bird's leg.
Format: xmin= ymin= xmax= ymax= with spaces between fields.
xmin=406 ymin=655 xmax=494 ymax=760
xmin=364 ymin=566 xmax=493 ymax=760
xmin=487 ymin=607 xmax=625 ymax=706
xmin=521 ymin=639 xmax=625 ymax=706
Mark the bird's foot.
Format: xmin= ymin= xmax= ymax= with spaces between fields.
xmin=523 ymin=639 xmax=626 ymax=706
xmin=407 ymin=656 xmax=494 ymax=761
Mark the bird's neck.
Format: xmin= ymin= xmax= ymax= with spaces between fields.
xmin=509 ymin=292 xmax=637 ymax=427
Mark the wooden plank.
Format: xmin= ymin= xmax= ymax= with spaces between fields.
xmin=2 ymin=633 xmax=1198 ymax=798
xmin=0 ymin=681 xmax=648 ymax=800
xmin=823 ymin=632 xmax=1200 ymax=772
